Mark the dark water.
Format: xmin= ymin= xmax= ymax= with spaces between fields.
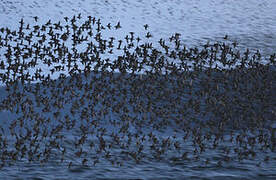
xmin=0 ymin=70 xmax=276 ymax=180
xmin=1 ymin=130 xmax=276 ymax=179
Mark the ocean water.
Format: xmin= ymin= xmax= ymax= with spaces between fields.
xmin=0 ymin=0 xmax=276 ymax=56
xmin=0 ymin=70 xmax=275 ymax=179
xmin=0 ymin=0 xmax=276 ymax=179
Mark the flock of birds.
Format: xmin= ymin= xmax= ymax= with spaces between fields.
xmin=0 ymin=14 xmax=275 ymax=169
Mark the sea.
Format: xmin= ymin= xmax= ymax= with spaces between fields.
xmin=0 ymin=0 xmax=275 ymax=179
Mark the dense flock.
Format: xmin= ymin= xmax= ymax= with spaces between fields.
xmin=0 ymin=14 xmax=275 ymax=169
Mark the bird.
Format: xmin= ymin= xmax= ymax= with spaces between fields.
xmin=33 ymin=16 xmax=38 ymax=22
xmin=0 ymin=12 xmax=273 ymax=170
xmin=64 ymin=17 xmax=69 ymax=22
xmin=144 ymin=24 xmax=149 ymax=30
xmin=115 ymin=21 xmax=121 ymax=29
xmin=107 ymin=23 xmax=111 ymax=29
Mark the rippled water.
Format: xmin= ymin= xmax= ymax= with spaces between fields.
xmin=1 ymin=70 xmax=275 ymax=179
xmin=1 ymin=131 xmax=276 ymax=180
xmin=2 ymin=158 xmax=275 ymax=180
xmin=0 ymin=0 xmax=276 ymax=179
xmin=1 ymin=140 xmax=276 ymax=180
xmin=0 ymin=0 xmax=275 ymax=56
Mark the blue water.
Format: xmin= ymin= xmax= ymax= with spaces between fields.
xmin=0 ymin=0 xmax=276 ymax=179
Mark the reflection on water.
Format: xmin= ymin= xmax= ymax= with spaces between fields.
xmin=0 ymin=0 xmax=275 ymax=56
xmin=0 ymin=0 xmax=275 ymax=179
